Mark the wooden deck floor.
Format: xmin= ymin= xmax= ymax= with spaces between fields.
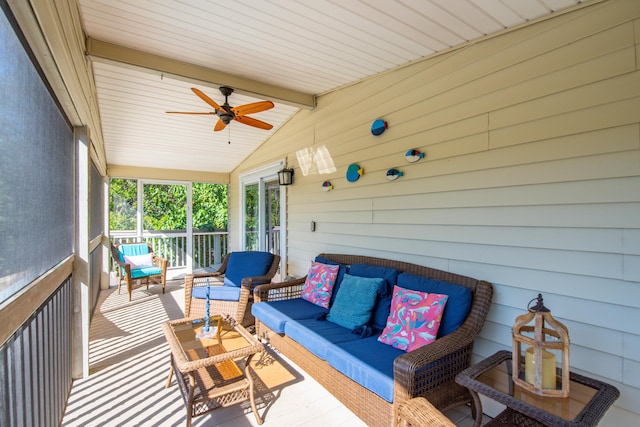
xmin=61 ymin=280 xmax=488 ymax=426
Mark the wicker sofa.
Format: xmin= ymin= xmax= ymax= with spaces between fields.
xmin=252 ymin=254 xmax=493 ymax=427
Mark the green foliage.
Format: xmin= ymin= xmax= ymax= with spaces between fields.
xmin=109 ymin=179 xmax=228 ymax=231
xmin=193 ymin=182 xmax=228 ymax=230
xmin=109 ymin=178 xmax=137 ymax=230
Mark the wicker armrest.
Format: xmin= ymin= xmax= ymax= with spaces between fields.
xmin=253 ymin=277 xmax=306 ymax=303
xmin=393 ymin=279 xmax=494 ymax=408
xmin=184 ymin=272 xmax=226 ymax=313
xmin=395 ymin=397 xmax=455 ymax=427
xmin=242 ymin=274 xmax=275 ymax=288
xmin=153 ymin=255 xmax=168 ymax=270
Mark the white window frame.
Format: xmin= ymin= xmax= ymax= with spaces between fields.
xmin=239 ymin=160 xmax=288 ymax=276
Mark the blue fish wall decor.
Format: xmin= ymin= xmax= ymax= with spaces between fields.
xmin=371 ymin=119 xmax=388 ymax=136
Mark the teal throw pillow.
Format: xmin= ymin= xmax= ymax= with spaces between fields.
xmin=327 ymin=273 xmax=385 ymax=331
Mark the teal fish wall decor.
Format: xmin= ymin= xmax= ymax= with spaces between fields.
xmin=386 ymin=168 xmax=404 ymax=181
xmin=346 ymin=163 xmax=364 ymax=182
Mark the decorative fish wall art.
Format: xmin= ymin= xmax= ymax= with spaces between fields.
xmin=386 ymin=168 xmax=404 ymax=181
xmin=346 ymin=163 xmax=364 ymax=182
xmin=405 ymin=149 xmax=425 ymax=163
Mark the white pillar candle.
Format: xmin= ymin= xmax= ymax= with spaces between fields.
xmin=525 ymin=347 xmax=556 ymax=389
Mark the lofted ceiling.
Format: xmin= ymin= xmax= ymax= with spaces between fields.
xmin=77 ymin=0 xmax=588 ymax=175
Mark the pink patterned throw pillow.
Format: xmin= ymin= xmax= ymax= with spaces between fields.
xmin=301 ymin=262 xmax=339 ymax=308
xmin=378 ymin=285 xmax=448 ymax=352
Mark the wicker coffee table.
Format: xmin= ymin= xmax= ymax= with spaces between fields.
xmin=455 ymin=350 xmax=619 ymax=427
xmin=162 ymin=315 xmax=264 ymax=427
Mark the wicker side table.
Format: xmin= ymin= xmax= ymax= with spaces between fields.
xmin=455 ymin=350 xmax=619 ymax=427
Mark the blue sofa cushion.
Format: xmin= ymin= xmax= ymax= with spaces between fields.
xmin=397 ymin=273 xmax=472 ymax=337
xmin=315 ymin=256 xmax=349 ymax=306
xmin=348 ymin=264 xmax=399 ymax=331
xmin=325 ymin=336 xmax=402 ymax=402
xmin=252 ymin=298 xmax=328 ymax=334
xmin=327 ymin=274 xmax=385 ymax=331
xmin=223 ymin=251 xmax=274 ymax=287
xmin=284 ymin=318 xmax=360 ymax=360
xmin=192 ymin=285 xmax=241 ymax=302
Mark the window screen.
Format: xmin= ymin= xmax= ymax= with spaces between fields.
xmin=0 ymin=5 xmax=74 ymax=304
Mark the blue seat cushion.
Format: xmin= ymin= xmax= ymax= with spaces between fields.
xmin=397 ymin=273 xmax=472 ymax=337
xmin=130 ymin=266 xmax=162 ymax=279
xmin=223 ymin=251 xmax=274 ymax=287
xmin=348 ymin=264 xmax=399 ymax=331
xmin=192 ymin=285 xmax=241 ymax=302
xmin=252 ymin=298 xmax=329 ymax=334
xmin=284 ymin=318 xmax=360 ymax=360
xmin=325 ymin=336 xmax=402 ymax=402
xmin=314 ymin=256 xmax=349 ymax=306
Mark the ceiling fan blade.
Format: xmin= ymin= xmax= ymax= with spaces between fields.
xmin=214 ymin=118 xmax=227 ymax=132
xmin=166 ymin=111 xmax=216 ymax=115
xmin=191 ymin=87 xmax=222 ymax=110
xmin=232 ymin=101 xmax=274 ymax=116
xmin=234 ymin=116 xmax=273 ymax=130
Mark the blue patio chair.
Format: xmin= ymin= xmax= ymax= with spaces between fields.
xmin=184 ymin=251 xmax=280 ymax=325
xmin=111 ymin=242 xmax=168 ymax=301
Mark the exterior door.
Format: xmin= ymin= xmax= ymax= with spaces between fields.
xmin=240 ymin=161 xmax=287 ymax=276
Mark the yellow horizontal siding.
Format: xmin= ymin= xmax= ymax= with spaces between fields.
xmin=233 ymin=1 xmax=640 ymax=422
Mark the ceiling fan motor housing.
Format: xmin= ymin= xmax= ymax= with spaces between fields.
xmin=218 ymin=86 xmax=235 ymax=123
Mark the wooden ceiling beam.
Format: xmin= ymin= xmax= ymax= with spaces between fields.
xmin=85 ymin=37 xmax=316 ymax=109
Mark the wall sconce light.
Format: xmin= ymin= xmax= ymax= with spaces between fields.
xmin=278 ymin=167 xmax=294 ymax=186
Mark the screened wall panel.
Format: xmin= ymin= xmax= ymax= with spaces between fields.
xmin=0 ymin=2 xmax=74 ymax=304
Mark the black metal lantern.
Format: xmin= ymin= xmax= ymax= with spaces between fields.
xmin=278 ymin=167 xmax=294 ymax=186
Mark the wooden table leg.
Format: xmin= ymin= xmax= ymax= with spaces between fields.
xmin=166 ymin=356 xmax=174 ymax=388
xmin=245 ymin=353 xmax=264 ymax=425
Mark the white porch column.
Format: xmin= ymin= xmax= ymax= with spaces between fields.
xmin=72 ymin=126 xmax=90 ymax=378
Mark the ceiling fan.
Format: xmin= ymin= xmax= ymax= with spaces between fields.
xmin=166 ymin=86 xmax=274 ymax=132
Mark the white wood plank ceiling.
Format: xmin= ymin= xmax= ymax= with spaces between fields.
xmin=78 ymin=0 xmax=588 ymax=175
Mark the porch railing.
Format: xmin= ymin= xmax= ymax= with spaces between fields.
xmin=110 ymin=230 xmax=229 ymax=271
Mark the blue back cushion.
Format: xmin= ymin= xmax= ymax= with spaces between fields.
xmin=396 ymin=273 xmax=472 ymax=337
xmin=117 ymin=243 xmax=150 ymax=262
xmin=348 ymin=264 xmax=398 ymax=331
xmin=223 ymin=251 xmax=274 ymax=287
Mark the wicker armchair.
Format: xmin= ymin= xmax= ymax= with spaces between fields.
xmin=184 ymin=251 xmax=280 ymax=325
xmin=396 ymin=397 xmax=456 ymax=427
xmin=111 ymin=243 xmax=168 ymax=301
